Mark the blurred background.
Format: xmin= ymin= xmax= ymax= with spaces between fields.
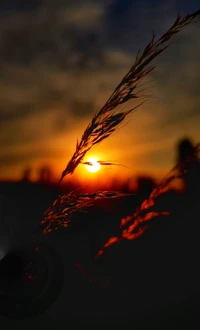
xmin=0 ymin=0 xmax=199 ymax=187
xmin=0 ymin=0 xmax=200 ymax=327
xmin=0 ymin=0 xmax=199 ymax=251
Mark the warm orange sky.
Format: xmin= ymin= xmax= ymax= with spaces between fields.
xmin=0 ymin=1 xmax=199 ymax=183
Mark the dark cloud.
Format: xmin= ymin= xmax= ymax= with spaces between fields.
xmin=0 ymin=104 xmax=35 ymax=125
xmin=0 ymin=1 xmax=106 ymax=69
xmin=0 ymin=125 xmax=42 ymax=147
xmin=0 ymin=85 xmax=96 ymax=128
xmin=105 ymin=0 xmax=200 ymax=52
xmin=0 ymin=0 xmax=40 ymax=12
xmin=0 ymin=148 xmax=62 ymax=166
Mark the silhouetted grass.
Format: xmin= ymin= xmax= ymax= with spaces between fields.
xmin=43 ymin=9 xmax=200 ymax=239
xmin=59 ymin=9 xmax=200 ymax=182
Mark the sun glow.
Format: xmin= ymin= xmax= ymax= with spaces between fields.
xmin=85 ymin=158 xmax=101 ymax=173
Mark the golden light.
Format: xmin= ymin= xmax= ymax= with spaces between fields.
xmin=86 ymin=158 xmax=101 ymax=173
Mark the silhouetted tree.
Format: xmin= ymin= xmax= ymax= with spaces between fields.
xmin=21 ymin=166 xmax=32 ymax=182
xmin=37 ymin=165 xmax=52 ymax=183
xmin=176 ymin=137 xmax=200 ymax=196
xmin=136 ymin=175 xmax=155 ymax=199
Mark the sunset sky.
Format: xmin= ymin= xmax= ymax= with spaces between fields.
xmin=0 ymin=0 xmax=199 ymax=184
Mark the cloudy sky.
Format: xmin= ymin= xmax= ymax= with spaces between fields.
xmin=0 ymin=0 xmax=199 ymax=183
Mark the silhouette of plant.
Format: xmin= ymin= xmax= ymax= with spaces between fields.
xmin=59 ymin=9 xmax=200 ymax=183
xmin=41 ymin=10 xmax=200 ymax=255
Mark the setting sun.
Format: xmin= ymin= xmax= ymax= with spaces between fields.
xmin=85 ymin=158 xmax=101 ymax=173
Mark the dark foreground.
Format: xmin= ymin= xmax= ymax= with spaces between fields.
xmin=0 ymin=181 xmax=199 ymax=329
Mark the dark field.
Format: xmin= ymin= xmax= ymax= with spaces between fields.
xmin=0 ymin=179 xmax=199 ymax=328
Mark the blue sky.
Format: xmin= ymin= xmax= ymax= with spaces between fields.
xmin=0 ymin=0 xmax=199 ymax=182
